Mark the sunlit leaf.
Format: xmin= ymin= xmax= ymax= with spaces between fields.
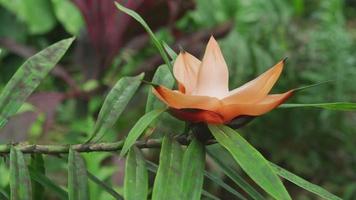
xmin=120 ymin=108 xmax=166 ymax=157
xmin=152 ymin=136 xmax=183 ymax=200
xmin=270 ymin=163 xmax=342 ymax=200
xmin=10 ymin=147 xmax=32 ymax=200
xmin=68 ymin=148 xmax=89 ymax=200
xmin=124 ymin=147 xmax=148 ymax=200
xmin=145 ymin=65 xmax=174 ymax=113
xmin=88 ymin=73 xmax=144 ymax=142
xmin=115 ymin=2 xmax=173 ymax=72
xmin=207 ymin=147 xmax=265 ymax=200
xmin=208 ymin=125 xmax=291 ymax=200
xmin=30 ymin=154 xmax=45 ymax=200
xmin=0 ymin=37 xmax=74 ymax=129
xmin=51 ymin=0 xmax=84 ymax=35
xmin=280 ymin=102 xmax=356 ymax=111
xmin=180 ymin=138 xmax=205 ymax=200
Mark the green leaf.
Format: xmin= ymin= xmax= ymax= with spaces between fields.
xmin=30 ymin=154 xmax=45 ymax=200
xmin=162 ymin=42 xmax=178 ymax=60
xmin=120 ymin=108 xmax=166 ymax=156
xmin=270 ymin=163 xmax=342 ymax=200
xmin=0 ymin=37 xmax=74 ymax=129
xmin=208 ymin=125 xmax=291 ymax=200
xmin=207 ymin=147 xmax=265 ymax=200
xmin=0 ymin=0 xmax=56 ymax=34
xmin=124 ymin=147 xmax=148 ymax=200
xmin=152 ymin=136 xmax=184 ymax=200
xmin=180 ymin=138 xmax=205 ymax=200
xmin=10 ymin=147 xmax=32 ymax=200
xmin=68 ymin=148 xmax=89 ymax=200
xmin=51 ymin=0 xmax=84 ymax=35
xmin=0 ymin=187 xmax=9 ymax=200
xmin=29 ymin=167 xmax=68 ymax=200
xmin=88 ymin=73 xmax=144 ymax=142
xmin=115 ymin=2 xmax=173 ymax=72
xmin=145 ymin=65 xmax=174 ymax=113
xmin=87 ymin=171 xmax=123 ymax=200
xmin=280 ymin=102 xmax=356 ymax=111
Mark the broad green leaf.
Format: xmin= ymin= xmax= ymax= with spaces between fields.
xmin=10 ymin=147 xmax=32 ymax=200
xmin=0 ymin=0 xmax=56 ymax=34
xmin=30 ymin=154 xmax=45 ymax=200
xmin=51 ymin=0 xmax=84 ymax=35
xmin=270 ymin=163 xmax=342 ymax=200
xmin=145 ymin=65 xmax=174 ymax=113
xmin=208 ymin=125 xmax=291 ymax=200
xmin=180 ymin=138 xmax=205 ymax=200
xmin=115 ymin=2 xmax=173 ymax=72
xmin=280 ymin=102 xmax=356 ymax=111
xmin=207 ymin=147 xmax=265 ymax=200
xmin=68 ymin=149 xmax=89 ymax=200
xmin=124 ymin=147 xmax=148 ymax=200
xmin=120 ymin=108 xmax=166 ymax=156
xmin=152 ymin=136 xmax=184 ymax=200
xmin=0 ymin=38 xmax=74 ymax=129
xmin=29 ymin=167 xmax=67 ymax=200
xmin=88 ymin=73 xmax=144 ymax=142
xmin=87 ymin=171 xmax=123 ymax=200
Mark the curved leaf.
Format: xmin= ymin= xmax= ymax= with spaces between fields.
xmin=10 ymin=147 xmax=32 ymax=200
xmin=124 ymin=147 xmax=148 ymax=200
xmin=280 ymin=102 xmax=356 ymax=111
xmin=88 ymin=73 xmax=144 ymax=142
xmin=120 ymin=108 xmax=165 ymax=156
xmin=208 ymin=125 xmax=291 ymax=200
xmin=0 ymin=37 xmax=74 ymax=129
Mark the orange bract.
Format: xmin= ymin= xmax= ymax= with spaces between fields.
xmin=153 ymin=36 xmax=293 ymax=124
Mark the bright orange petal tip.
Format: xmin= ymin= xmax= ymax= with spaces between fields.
xmin=152 ymin=37 xmax=294 ymax=125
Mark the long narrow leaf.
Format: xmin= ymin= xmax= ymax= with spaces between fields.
xmin=124 ymin=147 xmax=148 ymax=200
xmin=180 ymin=138 xmax=205 ymax=200
xmin=0 ymin=38 xmax=74 ymax=128
xmin=0 ymin=187 xmax=9 ymax=200
xmin=30 ymin=154 xmax=45 ymax=200
xmin=270 ymin=163 xmax=342 ymax=200
xmin=114 ymin=2 xmax=173 ymax=72
xmin=10 ymin=147 xmax=32 ymax=200
xmin=68 ymin=148 xmax=89 ymax=200
xmin=88 ymin=73 xmax=144 ymax=142
xmin=280 ymin=102 xmax=356 ymax=111
xmin=120 ymin=108 xmax=166 ymax=156
xmin=208 ymin=125 xmax=291 ymax=200
xmin=207 ymin=147 xmax=265 ymax=200
xmin=29 ymin=167 xmax=68 ymax=200
xmin=87 ymin=171 xmax=123 ymax=200
xmin=152 ymin=136 xmax=184 ymax=200
xmin=145 ymin=65 xmax=174 ymax=113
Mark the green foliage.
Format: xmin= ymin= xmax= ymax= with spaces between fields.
xmin=124 ymin=147 xmax=148 ymax=200
xmin=0 ymin=38 xmax=74 ymax=128
xmin=88 ymin=73 xmax=144 ymax=142
xmin=68 ymin=148 xmax=89 ymax=200
xmin=208 ymin=125 xmax=291 ymax=200
xmin=10 ymin=147 xmax=32 ymax=200
xmin=51 ymin=0 xmax=84 ymax=35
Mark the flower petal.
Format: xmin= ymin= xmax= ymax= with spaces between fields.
xmin=173 ymin=52 xmax=201 ymax=94
xmin=220 ymin=90 xmax=293 ymax=122
xmin=223 ymin=59 xmax=286 ymax=103
xmin=152 ymin=85 xmax=221 ymax=111
xmin=169 ymin=108 xmax=224 ymax=124
xmin=194 ymin=36 xmax=229 ymax=98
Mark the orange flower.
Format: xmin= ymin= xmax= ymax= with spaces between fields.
xmin=153 ymin=36 xmax=293 ymax=124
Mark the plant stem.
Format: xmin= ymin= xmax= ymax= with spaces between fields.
xmin=0 ymin=138 xmax=217 ymax=155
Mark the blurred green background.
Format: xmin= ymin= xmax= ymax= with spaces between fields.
xmin=0 ymin=0 xmax=355 ymax=199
